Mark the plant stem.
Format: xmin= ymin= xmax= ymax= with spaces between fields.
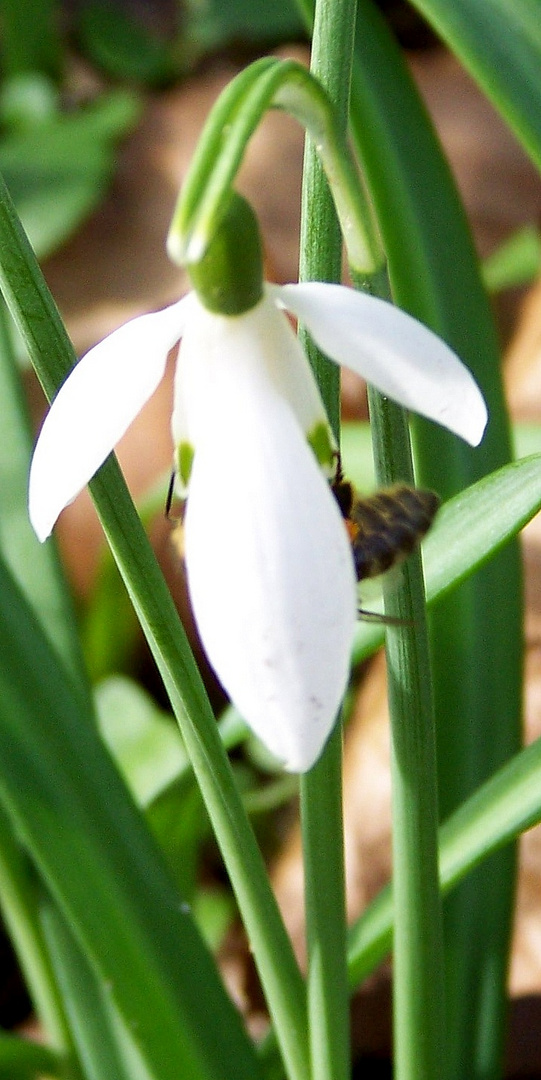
xmin=346 ymin=7 xmax=522 ymax=1071
xmin=300 ymin=727 xmax=349 ymax=1080
xmin=298 ymin=1 xmax=357 ymax=1078
xmin=367 ymin=386 xmax=445 ymax=1080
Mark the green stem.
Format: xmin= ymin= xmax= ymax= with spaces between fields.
xmin=366 ymin=386 xmax=445 ymax=1080
xmin=300 ymin=727 xmax=349 ymax=1080
xmin=92 ymin=482 xmax=310 ymax=1080
xmin=297 ymin=1 xmax=358 ymax=1078
xmin=0 ymin=172 xmax=310 ymax=1080
xmin=345 ymin=6 xmax=522 ymax=1072
xmin=168 ymin=56 xmax=382 ymax=275
xmin=348 ymin=714 xmax=541 ymax=989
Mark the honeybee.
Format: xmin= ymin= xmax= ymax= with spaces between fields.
xmin=166 ymin=461 xmax=439 ymax=622
xmin=331 ymin=461 xmax=440 ymax=621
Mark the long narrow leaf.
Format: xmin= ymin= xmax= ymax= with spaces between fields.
xmin=0 ymin=299 xmax=88 ymax=693
xmin=42 ymin=900 xmax=155 ymax=1080
xmin=349 ymin=8 xmax=521 ymax=1073
xmin=408 ymin=0 xmax=541 ymax=172
xmin=348 ymin=725 xmax=541 ymax=988
xmin=0 ymin=550 xmax=262 ymax=1080
xmin=0 ymin=1031 xmax=63 ymax=1080
xmin=0 ymin=806 xmax=75 ymax=1060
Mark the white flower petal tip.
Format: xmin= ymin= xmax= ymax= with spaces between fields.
xmin=274 ymin=283 xmax=489 ymax=448
xmin=28 ymin=298 xmax=193 ymax=542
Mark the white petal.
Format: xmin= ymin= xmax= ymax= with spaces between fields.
xmin=172 ymin=292 xmax=332 ymax=454
xmin=29 ymin=297 xmax=192 ymax=540
xmin=182 ymin=331 xmax=357 ymax=772
xmin=274 ymin=282 xmax=488 ymax=447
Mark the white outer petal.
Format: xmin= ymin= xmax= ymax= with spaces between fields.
xmin=172 ymin=292 xmax=332 ymax=453
xmin=29 ymin=297 xmax=192 ymax=541
xmin=274 ymin=282 xmax=488 ymax=447
xmin=181 ymin=313 xmax=357 ymax=772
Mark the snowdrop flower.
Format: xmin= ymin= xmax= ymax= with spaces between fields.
xmin=29 ymin=194 xmax=487 ymax=772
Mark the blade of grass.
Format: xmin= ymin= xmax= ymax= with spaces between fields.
xmin=0 ymin=548 xmax=263 ymax=1080
xmin=366 ymin=386 xmax=445 ymax=1080
xmin=347 ymin=7 xmax=522 ymax=1075
xmin=0 ymin=806 xmax=76 ymax=1065
xmin=0 ymin=299 xmax=89 ymax=695
xmin=408 ymin=0 xmax=541 ymax=172
xmin=297 ymin=0 xmax=357 ymax=1076
xmin=0 ymin=1031 xmax=63 ymax=1080
xmin=0 ymin=288 xmax=92 ymax=1061
xmin=348 ymin=722 xmax=541 ymax=989
xmin=41 ymin=898 xmax=158 ymax=1080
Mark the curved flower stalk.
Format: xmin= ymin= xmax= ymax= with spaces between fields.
xmin=29 ymin=196 xmax=487 ymax=772
xmin=166 ymin=56 xmax=384 ymax=278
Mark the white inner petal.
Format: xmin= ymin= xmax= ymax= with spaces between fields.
xmin=173 ymin=293 xmax=332 ymax=453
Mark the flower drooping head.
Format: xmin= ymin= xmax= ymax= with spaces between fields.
xmin=28 ymin=192 xmax=487 ymax=771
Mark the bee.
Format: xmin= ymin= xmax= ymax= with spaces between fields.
xmin=165 ymin=461 xmax=439 ymax=622
xmin=331 ymin=461 xmax=440 ymax=621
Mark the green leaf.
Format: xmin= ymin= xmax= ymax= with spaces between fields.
xmin=185 ymin=0 xmax=303 ymax=51
xmin=348 ymin=714 xmax=541 ymax=989
xmin=340 ymin=421 xmax=375 ymax=491
xmin=0 ymin=805 xmax=75 ymax=1057
xmin=78 ymin=4 xmax=179 ymax=86
xmin=81 ymin=474 xmax=171 ymax=681
xmin=347 ymin=6 xmax=522 ymax=1073
xmin=0 ymin=298 xmax=89 ymax=695
xmin=0 ymin=1031 xmax=62 ymax=1079
xmin=82 ymin=549 xmax=141 ymax=679
xmin=408 ymin=0 xmax=541 ymax=172
xmin=482 ymin=225 xmax=541 ymax=293
xmin=0 ymin=0 xmax=62 ymax=82
xmin=95 ymin=675 xmax=188 ymax=808
xmin=422 ymin=455 xmax=541 ymax=601
xmin=0 ymin=91 xmax=139 ymax=259
xmin=192 ymin=888 xmax=236 ymax=952
xmin=42 ymin=900 xmax=157 ymax=1080
xmin=0 ymin=551 xmax=263 ymax=1080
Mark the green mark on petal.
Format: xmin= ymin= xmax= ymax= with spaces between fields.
xmin=308 ymin=421 xmax=335 ymax=471
xmin=177 ymin=442 xmax=194 ymax=487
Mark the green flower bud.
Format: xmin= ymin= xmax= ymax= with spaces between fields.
xmin=187 ymin=193 xmax=264 ymax=316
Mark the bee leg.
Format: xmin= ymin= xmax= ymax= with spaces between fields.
xmin=165 ymin=470 xmax=177 ymax=521
xmin=357 ymin=606 xmax=411 ymax=627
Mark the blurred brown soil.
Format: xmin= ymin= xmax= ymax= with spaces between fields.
xmin=30 ymin=42 xmax=541 ymax=1074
